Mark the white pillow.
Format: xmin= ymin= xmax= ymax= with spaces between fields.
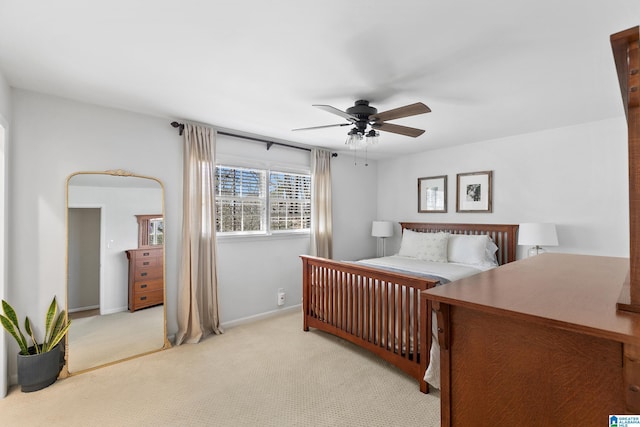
xmin=398 ymin=230 xmax=449 ymax=263
xmin=447 ymin=234 xmax=497 ymax=266
xmin=485 ymin=239 xmax=499 ymax=266
xmin=397 ymin=229 xmax=422 ymax=258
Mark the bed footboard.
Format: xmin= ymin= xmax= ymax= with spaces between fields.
xmin=301 ymin=255 xmax=438 ymax=393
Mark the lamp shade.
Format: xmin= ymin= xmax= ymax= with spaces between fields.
xmin=517 ymin=223 xmax=559 ymax=246
xmin=372 ymin=221 xmax=393 ymax=238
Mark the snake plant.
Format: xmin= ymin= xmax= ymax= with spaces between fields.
xmin=0 ymin=297 xmax=71 ymax=355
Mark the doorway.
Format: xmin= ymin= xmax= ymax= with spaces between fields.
xmin=67 ymin=207 xmax=101 ymax=317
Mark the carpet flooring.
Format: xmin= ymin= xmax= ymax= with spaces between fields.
xmin=68 ymin=305 xmax=164 ymax=372
xmin=0 ymin=309 xmax=440 ymax=426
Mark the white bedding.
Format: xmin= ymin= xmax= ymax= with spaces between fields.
xmin=356 ymin=255 xmax=490 ymax=282
xmin=355 ymin=255 xmax=492 ymax=390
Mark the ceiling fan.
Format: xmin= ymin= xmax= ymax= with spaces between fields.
xmin=293 ymin=100 xmax=431 ymax=146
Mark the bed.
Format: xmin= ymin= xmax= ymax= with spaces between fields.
xmin=300 ymin=222 xmax=518 ymax=393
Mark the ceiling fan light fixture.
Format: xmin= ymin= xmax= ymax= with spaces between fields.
xmin=345 ymin=127 xmax=380 ymax=149
xmin=345 ymin=128 xmax=363 ymax=147
xmin=365 ymin=129 xmax=379 ymax=145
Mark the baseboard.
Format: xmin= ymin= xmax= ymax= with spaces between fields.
xmin=167 ymin=333 xmax=176 ymax=344
xmin=100 ymin=306 xmax=128 ymax=315
xmin=221 ymin=304 xmax=301 ymax=330
xmin=68 ymin=305 xmax=127 ymax=315
xmin=68 ymin=305 xmax=100 ymax=313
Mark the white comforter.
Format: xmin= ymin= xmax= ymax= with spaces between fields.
xmin=357 ymin=255 xmax=491 ymax=282
xmin=356 ymin=255 xmax=490 ymax=389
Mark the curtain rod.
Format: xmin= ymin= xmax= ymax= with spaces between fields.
xmin=170 ymin=121 xmax=337 ymax=157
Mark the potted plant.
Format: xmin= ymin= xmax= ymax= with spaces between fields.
xmin=0 ymin=296 xmax=71 ymax=392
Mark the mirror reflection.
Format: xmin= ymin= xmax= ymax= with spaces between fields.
xmin=66 ymin=171 xmax=169 ymax=374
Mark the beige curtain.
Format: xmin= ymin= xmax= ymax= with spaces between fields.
xmin=310 ymin=149 xmax=333 ymax=258
xmin=176 ymin=123 xmax=223 ymax=345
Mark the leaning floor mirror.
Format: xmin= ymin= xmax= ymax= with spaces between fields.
xmin=63 ymin=170 xmax=170 ymax=376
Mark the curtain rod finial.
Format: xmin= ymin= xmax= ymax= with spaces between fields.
xmin=171 ymin=121 xmax=185 ymax=136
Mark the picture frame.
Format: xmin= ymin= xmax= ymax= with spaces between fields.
xmin=456 ymin=171 xmax=493 ymax=212
xmin=418 ymin=175 xmax=447 ymax=213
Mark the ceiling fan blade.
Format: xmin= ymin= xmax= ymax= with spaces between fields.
xmin=372 ymin=122 xmax=425 ymax=138
xmin=292 ymin=123 xmax=351 ymax=131
xmin=369 ymin=102 xmax=431 ymax=122
xmin=313 ymin=104 xmax=358 ymax=121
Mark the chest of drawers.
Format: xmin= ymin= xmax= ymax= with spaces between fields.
xmin=125 ymin=247 xmax=164 ymax=312
xmin=422 ymin=254 xmax=635 ymax=425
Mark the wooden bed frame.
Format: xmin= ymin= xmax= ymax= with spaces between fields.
xmin=301 ymin=222 xmax=518 ymax=393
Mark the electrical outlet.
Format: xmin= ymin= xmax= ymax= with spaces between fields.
xmin=277 ymin=288 xmax=286 ymax=306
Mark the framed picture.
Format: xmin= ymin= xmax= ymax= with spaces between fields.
xmin=418 ymin=175 xmax=447 ymax=213
xmin=456 ymin=171 xmax=492 ymax=212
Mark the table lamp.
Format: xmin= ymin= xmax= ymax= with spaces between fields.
xmin=372 ymin=221 xmax=393 ymax=257
xmin=518 ymin=223 xmax=559 ymax=257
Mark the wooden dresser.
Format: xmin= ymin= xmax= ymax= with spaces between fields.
xmin=422 ymin=253 xmax=640 ymax=426
xmin=125 ymin=247 xmax=164 ymax=312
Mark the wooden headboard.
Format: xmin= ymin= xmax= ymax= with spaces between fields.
xmin=399 ymin=222 xmax=519 ymax=266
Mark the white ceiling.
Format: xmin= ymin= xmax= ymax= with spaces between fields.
xmin=1 ymin=1 xmax=638 ymax=158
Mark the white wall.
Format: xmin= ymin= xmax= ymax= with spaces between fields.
xmin=331 ymin=153 xmax=379 ymax=261
xmin=7 ymin=89 xmax=182 ymax=384
xmin=377 ymin=117 xmax=629 ymax=258
xmin=0 ymin=70 xmax=10 ymax=398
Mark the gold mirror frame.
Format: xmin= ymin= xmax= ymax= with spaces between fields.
xmin=61 ymin=169 xmax=170 ymax=377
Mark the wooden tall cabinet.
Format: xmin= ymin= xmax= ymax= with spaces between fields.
xmin=125 ymin=247 xmax=164 ymax=312
xmin=611 ymin=26 xmax=640 ymax=309
xmin=422 ymin=254 xmax=638 ymax=426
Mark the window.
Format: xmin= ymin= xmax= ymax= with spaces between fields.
xmin=215 ymin=166 xmax=266 ymax=233
xmin=136 ymin=214 xmax=164 ymax=246
xmin=215 ymin=165 xmax=310 ymax=235
xmin=269 ymin=172 xmax=311 ymax=231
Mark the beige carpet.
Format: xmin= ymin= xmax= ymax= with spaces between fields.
xmin=0 ymin=309 xmax=440 ymax=426
xmin=68 ymin=305 xmax=165 ymax=373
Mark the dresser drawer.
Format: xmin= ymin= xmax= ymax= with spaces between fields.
xmin=132 ymin=278 xmax=163 ymax=293
xmin=134 ymin=249 xmax=162 ymax=259
xmin=133 ymin=266 xmax=162 ymax=281
xmin=131 ymin=289 xmax=163 ymax=310
xmin=134 ymin=256 xmax=161 ymax=269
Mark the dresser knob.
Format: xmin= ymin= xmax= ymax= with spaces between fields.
xmin=141 ymin=272 xmax=147 ymax=277
xmin=140 ymin=284 xmax=147 ymax=289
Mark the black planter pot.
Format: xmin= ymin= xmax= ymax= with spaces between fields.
xmin=17 ymin=343 xmax=63 ymax=392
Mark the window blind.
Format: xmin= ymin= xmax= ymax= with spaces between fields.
xmin=269 ymin=172 xmax=311 ymax=231
xmin=215 ymin=165 xmax=310 ymax=234
xmin=215 ymin=166 xmax=267 ymax=233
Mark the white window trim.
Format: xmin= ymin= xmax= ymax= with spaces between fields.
xmin=215 ymin=163 xmax=311 ymax=237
